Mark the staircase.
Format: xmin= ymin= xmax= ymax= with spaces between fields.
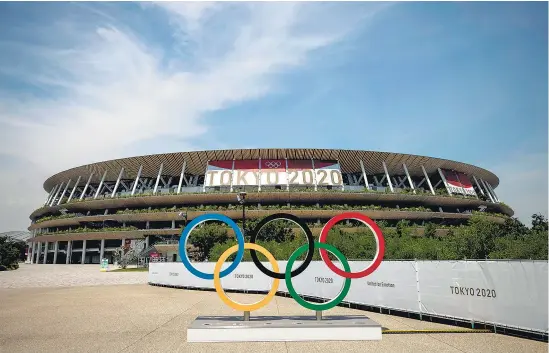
xmin=139 ymin=244 xmax=156 ymax=257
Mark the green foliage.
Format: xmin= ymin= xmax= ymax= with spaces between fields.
xmin=0 ymin=236 xmax=25 ymax=270
xmin=42 ymin=226 xmax=138 ymax=235
xmin=199 ymin=213 xmax=549 ymax=262
xmin=189 ymin=223 xmax=230 ymax=261
xmin=423 ymin=222 xmax=437 ymax=238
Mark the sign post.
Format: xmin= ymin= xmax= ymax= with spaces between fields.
xmin=100 ymin=258 xmax=109 ymax=272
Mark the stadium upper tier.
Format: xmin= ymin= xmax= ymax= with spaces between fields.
xmin=42 ymin=148 xmax=500 ymax=190
xmin=29 ymin=148 xmax=509 ymax=223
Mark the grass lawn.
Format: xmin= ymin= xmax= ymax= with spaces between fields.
xmin=109 ymin=267 xmax=149 ymax=272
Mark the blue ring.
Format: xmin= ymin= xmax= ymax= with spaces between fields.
xmin=179 ymin=213 xmax=245 ymax=280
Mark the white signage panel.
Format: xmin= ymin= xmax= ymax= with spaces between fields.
xmin=417 ymin=261 xmax=548 ymax=332
xmin=231 ymin=160 xmax=260 ymax=187
xmin=260 ymin=160 xmax=288 ymax=186
xmin=204 ymin=160 xmax=343 ymax=187
xmin=149 ymin=260 xmax=548 ymax=333
xmin=346 ymin=261 xmax=421 ymax=312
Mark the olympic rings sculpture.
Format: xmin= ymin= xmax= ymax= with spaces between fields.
xmin=178 ymin=212 xmax=385 ymax=312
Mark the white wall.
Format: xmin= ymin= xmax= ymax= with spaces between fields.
xmin=149 ymin=260 xmax=548 ymax=333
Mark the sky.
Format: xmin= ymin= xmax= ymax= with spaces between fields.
xmin=0 ymin=1 xmax=546 ymax=230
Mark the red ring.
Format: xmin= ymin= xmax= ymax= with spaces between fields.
xmin=318 ymin=212 xmax=385 ymax=279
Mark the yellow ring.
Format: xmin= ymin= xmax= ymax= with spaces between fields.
xmin=214 ymin=243 xmax=280 ymax=312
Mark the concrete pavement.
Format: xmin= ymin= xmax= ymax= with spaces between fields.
xmin=0 ymin=282 xmax=546 ymax=353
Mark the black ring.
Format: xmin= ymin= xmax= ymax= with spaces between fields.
xmin=249 ymin=213 xmax=315 ymax=279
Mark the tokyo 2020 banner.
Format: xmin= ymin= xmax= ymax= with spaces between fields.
xmin=204 ymin=159 xmax=344 ymax=187
xmin=178 ymin=212 xmax=385 ymax=312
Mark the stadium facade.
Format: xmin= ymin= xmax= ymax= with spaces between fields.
xmin=26 ymin=149 xmax=512 ymax=265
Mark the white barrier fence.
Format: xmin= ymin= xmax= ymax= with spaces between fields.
xmin=148 ymin=260 xmax=548 ymax=334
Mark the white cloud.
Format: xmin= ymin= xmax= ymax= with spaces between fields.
xmin=489 ymin=152 xmax=548 ymax=226
xmin=0 ymin=2 xmax=387 ymax=231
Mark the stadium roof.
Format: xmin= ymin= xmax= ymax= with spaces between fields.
xmin=0 ymin=231 xmax=32 ymax=242
xmin=43 ymin=148 xmax=500 ymax=191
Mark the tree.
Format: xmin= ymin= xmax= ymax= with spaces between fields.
xmin=112 ymin=247 xmax=138 ymax=269
xmin=531 ymin=214 xmax=548 ymax=232
xmin=188 ymin=223 xmax=229 ymax=261
xmin=501 ymin=217 xmax=528 ymax=239
xmin=0 ymin=236 xmax=24 ymax=271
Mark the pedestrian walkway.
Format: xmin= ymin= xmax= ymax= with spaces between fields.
xmin=0 ymin=264 xmax=147 ymax=288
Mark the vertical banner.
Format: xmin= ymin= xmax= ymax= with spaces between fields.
xmin=455 ymin=172 xmax=477 ymax=197
xmin=441 ymin=169 xmax=477 ymax=196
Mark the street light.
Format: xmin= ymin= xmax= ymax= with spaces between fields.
xmin=178 ymin=211 xmax=189 ymax=225
xmin=237 ymin=192 xmax=247 ymax=238
xmin=177 ymin=211 xmax=188 ymax=242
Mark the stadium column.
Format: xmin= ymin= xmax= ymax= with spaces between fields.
xmin=50 ymin=182 xmax=64 ymax=206
xmin=94 ymin=171 xmax=108 ymax=199
xmin=45 ymin=184 xmax=58 ymax=206
xmin=53 ymin=241 xmax=59 ymax=264
xmin=359 ymin=160 xmax=371 ymax=190
xmin=30 ymin=242 xmax=35 ymax=264
xmin=43 ymin=241 xmax=48 ymax=264
xmin=80 ymin=173 xmax=95 ymax=200
xmin=480 ymin=179 xmax=496 ymax=203
xmin=81 ymin=240 xmax=87 ymax=264
xmin=229 ymin=159 xmax=235 ymax=193
xmin=67 ymin=176 xmax=81 ymax=203
xmin=26 ymin=245 xmax=31 ymax=263
xmin=258 ymin=158 xmax=262 ymax=192
xmin=35 ymin=242 xmax=40 ymax=264
xmin=421 ymin=166 xmax=436 ymax=195
xmin=485 ymin=182 xmax=500 ymax=202
xmin=311 ymin=158 xmax=318 ymax=191
xmin=66 ymin=241 xmax=71 ymax=264
xmin=57 ymin=179 xmax=72 ymax=206
xmin=382 ymin=161 xmax=394 ymax=192
xmin=131 ymin=165 xmax=143 ymax=195
xmin=177 ymin=161 xmax=186 ymax=194
xmin=472 ymin=175 xmax=486 ymax=197
xmin=111 ymin=167 xmax=125 ymax=198
xmin=202 ymin=160 xmax=210 ymax=193
xmin=402 ymin=163 xmax=416 ymax=194
xmin=437 ymin=168 xmax=452 ymax=195
xmin=100 ymin=239 xmax=105 ymax=261
xmin=285 ymin=158 xmax=290 ymax=191
xmin=153 ymin=163 xmax=164 ymax=194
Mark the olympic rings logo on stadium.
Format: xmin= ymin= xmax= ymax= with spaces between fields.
xmin=264 ymin=161 xmax=282 ymax=168
xmin=178 ymin=212 xmax=385 ymax=312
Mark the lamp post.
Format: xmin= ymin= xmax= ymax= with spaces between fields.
xmin=237 ymin=192 xmax=247 ymax=238
xmin=177 ymin=211 xmax=188 ymax=242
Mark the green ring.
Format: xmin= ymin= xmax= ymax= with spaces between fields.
xmin=285 ymin=241 xmax=351 ymax=311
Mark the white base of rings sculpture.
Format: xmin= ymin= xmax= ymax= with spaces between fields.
xmin=179 ymin=212 xmax=385 ymax=343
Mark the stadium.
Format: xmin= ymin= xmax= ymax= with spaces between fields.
xmin=25 ymin=148 xmax=512 ymax=265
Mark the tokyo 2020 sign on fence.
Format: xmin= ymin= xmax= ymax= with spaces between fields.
xmin=178 ymin=212 xmax=385 ymax=313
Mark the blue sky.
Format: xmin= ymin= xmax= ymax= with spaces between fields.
xmin=0 ymin=1 xmax=546 ymax=229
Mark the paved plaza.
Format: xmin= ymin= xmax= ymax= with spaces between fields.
xmin=0 ymin=264 xmax=148 ymax=289
xmin=0 ymin=265 xmax=547 ymax=353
